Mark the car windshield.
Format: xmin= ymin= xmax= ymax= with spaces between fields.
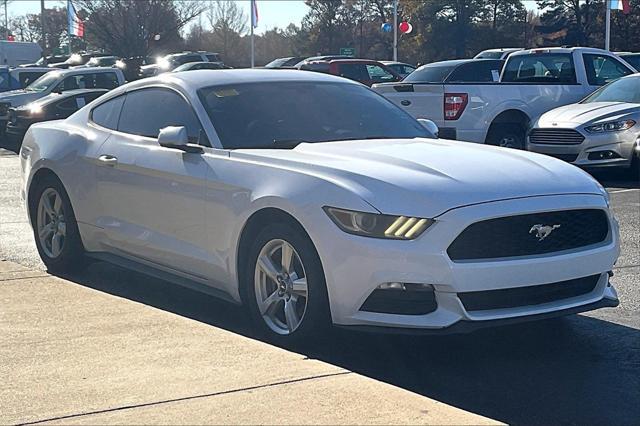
xmin=24 ymin=73 xmax=60 ymax=92
xmin=403 ymin=65 xmax=456 ymax=83
xmin=198 ymin=81 xmax=432 ymax=149
xmin=581 ymin=76 xmax=640 ymax=104
xmin=264 ymin=58 xmax=290 ymax=68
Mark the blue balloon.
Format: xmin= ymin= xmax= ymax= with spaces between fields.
xmin=381 ymin=23 xmax=392 ymax=32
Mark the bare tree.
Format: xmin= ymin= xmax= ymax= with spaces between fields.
xmin=75 ymin=0 xmax=205 ymax=57
xmin=206 ymin=0 xmax=248 ymax=59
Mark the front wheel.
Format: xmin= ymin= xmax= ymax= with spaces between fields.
xmin=244 ymin=223 xmax=330 ymax=343
xmin=31 ymin=176 xmax=87 ymax=273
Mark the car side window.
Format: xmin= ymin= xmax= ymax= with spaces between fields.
xmin=366 ymin=65 xmax=397 ymax=83
xmin=19 ymin=72 xmax=46 ymax=88
xmin=338 ymin=64 xmax=369 ymax=81
xmin=583 ymin=54 xmax=633 ymax=86
xmin=118 ymin=88 xmax=204 ymax=141
xmin=94 ymin=73 xmax=119 ymax=90
xmin=91 ymin=95 xmax=125 ymax=130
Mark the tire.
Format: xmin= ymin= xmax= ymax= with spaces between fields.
xmin=487 ymin=123 xmax=525 ymax=150
xmin=629 ymin=153 xmax=640 ymax=181
xmin=30 ymin=175 xmax=88 ymax=274
xmin=243 ymin=222 xmax=330 ymax=344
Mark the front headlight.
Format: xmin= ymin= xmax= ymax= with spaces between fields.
xmin=585 ymin=119 xmax=636 ymax=133
xmin=323 ymin=207 xmax=434 ymax=240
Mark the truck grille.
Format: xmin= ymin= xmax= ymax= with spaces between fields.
xmin=529 ymin=128 xmax=585 ymax=145
xmin=458 ymin=274 xmax=600 ymax=311
xmin=447 ymin=209 xmax=609 ymax=261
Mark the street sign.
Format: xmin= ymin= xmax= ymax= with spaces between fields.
xmin=340 ymin=47 xmax=355 ymax=56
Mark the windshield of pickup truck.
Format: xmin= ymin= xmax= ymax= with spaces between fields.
xmin=502 ymin=53 xmax=576 ymax=84
xmin=403 ymin=64 xmax=456 ymax=83
xmin=582 ymin=75 xmax=640 ymax=104
xmin=25 ymin=72 xmax=60 ymax=92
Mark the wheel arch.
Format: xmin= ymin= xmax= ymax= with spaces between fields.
xmin=26 ymin=167 xmax=63 ymax=225
xmin=235 ymin=207 xmax=325 ymax=306
xmin=485 ymin=109 xmax=531 ymax=145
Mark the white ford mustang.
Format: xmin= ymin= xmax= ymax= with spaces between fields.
xmin=20 ymin=70 xmax=620 ymax=341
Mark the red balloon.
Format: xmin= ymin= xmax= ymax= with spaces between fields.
xmin=399 ymin=21 xmax=410 ymax=33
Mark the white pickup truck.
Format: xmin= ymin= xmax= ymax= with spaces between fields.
xmin=373 ymin=47 xmax=637 ymax=149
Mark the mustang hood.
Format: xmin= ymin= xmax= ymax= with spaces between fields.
xmin=235 ymin=138 xmax=603 ymax=217
xmin=538 ymin=101 xmax=640 ymax=126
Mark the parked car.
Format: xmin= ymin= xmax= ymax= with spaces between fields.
xmin=139 ymin=51 xmax=223 ymax=78
xmin=0 ymin=41 xmax=42 ymax=67
xmin=474 ymin=48 xmax=523 ymax=60
xmin=295 ymin=55 xmax=353 ymax=67
xmin=529 ymin=73 xmax=640 ymax=172
xmin=380 ymin=61 xmax=416 ymax=78
xmin=264 ymin=56 xmax=307 ymax=68
xmin=73 ymin=56 xmax=125 ymax=69
xmin=49 ymin=52 xmax=113 ymax=69
xmin=172 ymin=62 xmax=226 ymax=72
xmin=0 ymin=67 xmax=125 ymax=135
xmin=6 ymin=89 xmax=107 ymax=146
xmin=300 ymin=59 xmax=401 ymax=86
xmin=617 ymin=52 xmax=640 ymax=71
xmin=403 ymin=59 xmax=504 ymax=84
xmin=374 ymin=47 xmax=637 ymax=148
xmin=0 ymin=67 xmax=52 ymax=93
xmin=20 ymin=69 xmax=619 ymax=342
xmin=20 ymin=54 xmax=70 ymax=68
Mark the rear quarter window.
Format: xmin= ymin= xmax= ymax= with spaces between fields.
xmin=91 ymin=95 xmax=125 ymax=130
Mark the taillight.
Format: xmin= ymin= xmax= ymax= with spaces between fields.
xmin=444 ymin=93 xmax=468 ymax=120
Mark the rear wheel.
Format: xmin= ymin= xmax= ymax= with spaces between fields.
xmin=31 ymin=176 xmax=87 ymax=273
xmin=244 ymin=222 xmax=330 ymax=343
xmin=487 ymin=124 xmax=525 ymax=150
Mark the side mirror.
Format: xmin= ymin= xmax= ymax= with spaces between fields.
xmin=417 ymin=118 xmax=439 ymax=138
xmin=158 ymin=126 xmax=203 ymax=154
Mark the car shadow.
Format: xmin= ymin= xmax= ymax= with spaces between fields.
xmin=58 ymin=261 xmax=640 ymax=426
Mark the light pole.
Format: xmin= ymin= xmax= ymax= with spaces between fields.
xmin=4 ymin=0 xmax=8 ymax=41
xmin=41 ymin=0 xmax=46 ymax=55
xmin=393 ymin=0 xmax=398 ymax=61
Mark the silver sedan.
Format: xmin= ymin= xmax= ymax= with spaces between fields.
xmin=528 ymin=74 xmax=640 ymax=172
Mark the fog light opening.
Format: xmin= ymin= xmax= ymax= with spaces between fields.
xmin=377 ymin=282 xmax=434 ymax=292
xmin=588 ymin=150 xmax=621 ymax=161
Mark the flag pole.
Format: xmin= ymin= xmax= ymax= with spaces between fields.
xmin=605 ymin=1 xmax=611 ymax=51
xmin=393 ymin=0 xmax=398 ymax=61
xmin=251 ymin=21 xmax=254 ymax=68
xmin=250 ymin=0 xmax=255 ymax=68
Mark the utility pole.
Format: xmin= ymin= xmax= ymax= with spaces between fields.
xmin=40 ymin=0 xmax=46 ymax=55
xmin=605 ymin=2 xmax=611 ymax=51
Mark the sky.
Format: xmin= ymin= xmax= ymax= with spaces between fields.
xmin=7 ymin=0 xmax=541 ymax=34
xmin=6 ymin=0 xmax=311 ymax=35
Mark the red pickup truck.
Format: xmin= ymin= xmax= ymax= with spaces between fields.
xmin=299 ymin=59 xmax=402 ymax=86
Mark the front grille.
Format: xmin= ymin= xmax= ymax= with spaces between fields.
xmin=8 ymin=109 xmax=17 ymax=124
xmin=529 ymin=128 xmax=585 ymax=145
xmin=544 ymin=153 xmax=579 ymax=162
xmin=458 ymin=274 xmax=600 ymax=311
xmin=447 ymin=209 xmax=609 ymax=261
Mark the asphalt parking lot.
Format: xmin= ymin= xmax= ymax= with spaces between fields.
xmin=1 ymin=145 xmax=638 ymax=425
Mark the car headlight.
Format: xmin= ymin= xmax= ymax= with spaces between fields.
xmin=585 ymin=119 xmax=636 ymax=133
xmin=27 ymin=103 xmax=43 ymax=115
xmin=323 ymin=207 xmax=434 ymax=239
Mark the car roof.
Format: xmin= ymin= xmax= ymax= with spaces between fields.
xmin=479 ymin=48 xmax=521 ymax=53
xmin=421 ymin=59 xmax=483 ymax=67
xmin=49 ymin=67 xmax=121 ymax=76
xmin=510 ymin=47 xmax=614 ymax=57
xmin=380 ymin=61 xmax=414 ymax=66
xmin=121 ymin=69 xmax=361 ymax=93
xmin=325 ymin=59 xmax=384 ymax=64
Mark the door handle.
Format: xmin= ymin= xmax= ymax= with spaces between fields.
xmin=97 ymin=154 xmax=118 ymax=167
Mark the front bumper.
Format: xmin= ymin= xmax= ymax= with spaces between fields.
xmin=528 ymin=128 xmax=639 ymax=169
xmin=312 ymin=194 xmax=619 ymax=331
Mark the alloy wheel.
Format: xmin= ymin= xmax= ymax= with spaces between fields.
xmin=36 ymin=188 xmax=66 ymax=259
xmin=254 ymin=239 xmax=308 ymax=335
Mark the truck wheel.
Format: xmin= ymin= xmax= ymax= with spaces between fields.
xmin=487 ymin=124 xmax=525 ymax=150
